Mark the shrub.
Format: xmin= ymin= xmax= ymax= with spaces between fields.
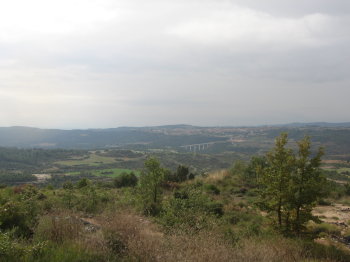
xmin=34 ymin=214 xmax=83 ymax=243
xmin=318 ymin=198 xmax=332 ymax=206
xmin=206 ymin=202 xmax=224 ymax=217
xmin=76 ymin=178 xmax=90 ymax=189
xmin=159 ymin=188 xmax=222 ymax=232
xmin=113 ymin=173 xmax=138 ymax=188
xmin=306 ymin=221 xmax=341 ymax=236
xmin=62 ymin=181 xmax=73 ymax=190
xmin=204 ymin=184 xmax=220 ymax=195
xmin=345 ymin=183 xmax=350 ymax=196
xmin=188 ymin=173 xmax=195 ymax=180
xmin=28 ymin=243 xmax=104 ymax=262
xmin=104 ymin=231 xmax=128 ymax=255
xmin=0 ymin=231 xmax=24 ymax=261
xmin=0 ymin=200 xmax=37 ymax=237
xmin=139 ymin=158 xmax=165 ymax=216
xmin=0 ymin=231 xmax=47 ymax=262
xmin=75 ymin=186 xmax=101 ymax=213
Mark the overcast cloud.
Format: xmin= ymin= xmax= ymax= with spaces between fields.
xmin=0 ymin=0 xmax=349 ymax=128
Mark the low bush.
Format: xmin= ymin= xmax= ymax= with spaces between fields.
xmin=0 ymin=200 xmax=39 ymax=237
xmin=113 ymin=172 xmax=138 ymax=188
xmin=76 ymin=178 xmax=90 ymax=189
xmin=0 ymin=231 xmax=24 ymax=261
xmin=159 ymin=187 xmax=223 ymax=232
xmin=34 ymin=214 xmax=83 ymax=243
xmin=0 ymin=231 xmax=47 ymax=262
xmin=27 ymin=242 xmax=105 ymax=262
xmin=204 ymin=184 xmax=220 ymax=195
xmin=306 ymin=221 xmax=342 ymax=236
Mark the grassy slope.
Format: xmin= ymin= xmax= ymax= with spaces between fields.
xmin=67 ymin=168 xmax=140 ymax=178
xmin=55 ymin=153 xmax=117 ymax=166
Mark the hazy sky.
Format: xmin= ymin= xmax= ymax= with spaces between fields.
xmin=0 ymin=0 xmax=349 ymax=128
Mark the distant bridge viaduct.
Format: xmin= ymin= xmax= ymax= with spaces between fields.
xmin=180 ymin=137 xmax=241 ymax=152
xmin=180 ymin=142 xmax=214 ymax=152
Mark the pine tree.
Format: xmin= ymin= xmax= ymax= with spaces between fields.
xmin=258 ymin=133 xmax=294 ymax=229
xmin=290 ymin=136 xmax=326 ymax=234
xmin=139 ymin=157 xmax=165 ymax=216
xmin=258 ymin=134 xmax=328 ymax=234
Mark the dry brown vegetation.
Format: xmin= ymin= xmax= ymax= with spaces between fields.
xmin=48 ymin=210 xmax=343 ymax=262
xmin=201 ymin=169 xmax=230 ymax=184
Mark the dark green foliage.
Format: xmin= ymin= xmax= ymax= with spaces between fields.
xmin=165 ymin=165 xmax=191 ymax=182
xmin=322 ymin=180 xmax=345 ymax=200
xmin=139 ymin=157 xmax=166 ymax=216
xmin=0 ymin=231 xmax=48 ymax=262
xmin=60 ymin=183 xmax=112 ymax=213
xmin=104 ymin=231 xmax=128 ymax=255
xmin=0 ymin=171 xmax=37 ymax=184
xmin=175 ymin=165 xmax=189 ymax=182
xmin=102 ymin=149 xmax=143 ymax=158
xmin=324 ymin=170 xmax=350 ymax=182
xmin=204 ymin=184 xmax=220 ymax=195
xmin=75 ymin=186 xmax=103 ymax=213
xmin=289 ymin=136 xmax=326 ymax=233
xmin=229 ymin=160 xmax=247 ymax=178
xmin=26 ymin=243 xmax=106 ymax=262
xmin=113 ymin=172 xmax=138 ymax=188
xmin=344 ymin=183 xmax=350 ymax=196
xmin=76 ymin=178 xmax=90 ymax=188
xmin=62 ymin=181 xmax=75 ymax=209
xmin=0 ymin=147 xmax=83 ymax=170
xmin=0 ymin=185 xmax=41 ymax=237
xmin=46 ymin=184 xmax=54 ymax=190
xmin=206 ymin=201 xmax=224 ymax=216
xmin=62 ymin=181 xmax=73 ymax=190
xmin=159 ymin=186 xmax=223 ymax=232
xmin=0 ymin=231 xmax=23 ymax=261
xmin=258 ymin=134 xmax=328 ymax=234
xmin=243 ymin=156 xmax=267 ymax=186
xmin=307 ymin=221 xmax=341 ymax=237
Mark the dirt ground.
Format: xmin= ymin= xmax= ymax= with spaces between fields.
xmin=313 ymin=204 xmax=350 ymax=225
xmin=33 ymin=173 xmax=52 ymax=182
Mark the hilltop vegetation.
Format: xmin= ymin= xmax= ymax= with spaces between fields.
xmin=1 ymin=134 xmax=350 ymax=261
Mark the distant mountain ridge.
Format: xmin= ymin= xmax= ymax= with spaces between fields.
xmin=0 ymin=125 xmax=222 ymax=149
xmin=0 ymin=122 xmax=349 ymax=149
xmin=273 ymin=122 xmax=350 ymax=127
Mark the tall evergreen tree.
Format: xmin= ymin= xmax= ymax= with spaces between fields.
xmin=258 ymin=133 xmax=328 ymax=234
xmin=139 ymin=157 xmax=165 ymax=216
xmin=258 ymin=133 xmax=294 ymax=229
xmin=290 ymin=136 xmax=326 ymax=234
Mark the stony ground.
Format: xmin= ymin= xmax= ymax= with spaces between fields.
xmin=313 ymin=204 xmax=350 ymax=225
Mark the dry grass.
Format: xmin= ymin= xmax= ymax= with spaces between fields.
xmin=35 ymin=209 xmax=350 ymax=261
xmin=90 ymin=210 xmax=343 ymax=262
xmin=313 ymin=204 xmax=350 ymax=224
xmin=35 ymin=211 xmax=84 ymax=243
xmin=201 ymin=170 xmax=230 ymax=184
